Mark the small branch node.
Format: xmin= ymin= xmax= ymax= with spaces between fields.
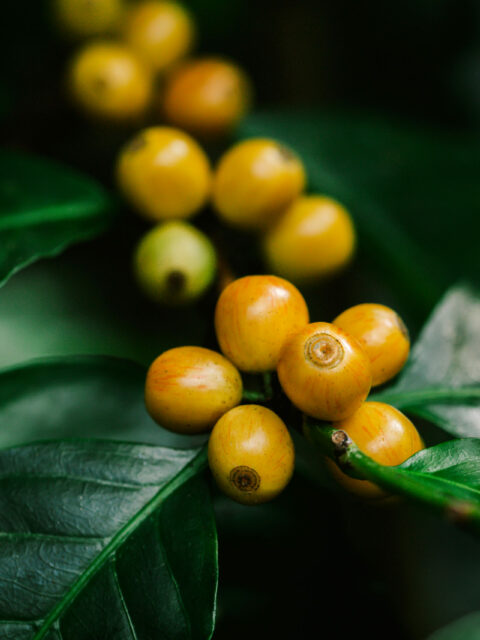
xmin=331 ymin=430 xmax=351 ymax=455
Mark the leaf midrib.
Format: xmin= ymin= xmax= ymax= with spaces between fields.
xmin=32 ymin=446 xmax=208 ymax=640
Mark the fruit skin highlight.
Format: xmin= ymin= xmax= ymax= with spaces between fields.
xmin=123 ymin=1 xmax=195 ymax=73
xmin=163 ymin=57 xmax=252 ymax=138
xmin=134 ymin=221 xmax=217 ymax=305
xmin=333 ymin=303 xmax=410 ymax=386
xmin=145 ymin=346 xmax=243 ymax=434
xmin=212 ymin=138 xmax=306 ymax=230
xmin=328 ymin=401 xmax=424 ymax=498
xmin=68 ymin=42 xmax=152 ymax=121
xmin=215 ymin=275 xmax=310 ymax=373
xmin=277 ymin=322 xmax=372 ymax=421
xmin=208 ymin=405 xmax=295 ymax=505
xmin=263 ymin=195 xmax=356 ymax=283
xmin=116 ymin=126 xmax=211 ymax=222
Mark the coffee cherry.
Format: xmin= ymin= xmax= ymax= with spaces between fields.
xmin=215 ymin=275 xmax=309 ymax=372
xmin=328 ymin=401 xmax=424 ymax=498
xmin=123 ymin=1 xmax=195 ymax=74
xmin=163 ymin=57 xmax=251 ymax=138
xmin=263 ymin=195 xmax=355 ymax=282
xmin=208 ymin=405 xmax=295 ymax=505
xmin=333 ymin=303 xmax=410 ymax=387
xmin=68 ymin=42 xmax=152 ymax=121
xmin=145 ymin=346 xmax=242 ymax=434
xmin=134 ymin=221 xmax=217 ymax=305
xmin=116 ymin=126 xmax=211 ymax=222
xmin=277 ymin=322 xmax=372 ymax=421
xmin=212 ymin=139 xmax=306 ymax=230
xmin=54 ymin=0 xmax=124 ymax=38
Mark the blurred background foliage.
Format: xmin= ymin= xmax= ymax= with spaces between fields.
xmin=1 ymin=1 xmax=480 ymax=638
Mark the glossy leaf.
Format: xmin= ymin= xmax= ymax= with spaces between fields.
xmin=373 ymin=284 xmax=480 ymax=438
xmin=240 ymin=111 xmax=480 ymax=312
xmin=427 ymin=612 xmax=480 ymax=640
xmin=0 ymin=355 xmax=207 ymax=449
xmin=0 ymin=441 xmax=216 ymax=640
xmin=0 ymin=150 xmax=114 ymax=286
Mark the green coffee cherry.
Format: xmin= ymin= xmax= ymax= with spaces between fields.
xmin=134 ymin=221 xmax=217 ymax=305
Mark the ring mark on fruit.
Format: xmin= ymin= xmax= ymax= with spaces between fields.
xmin=230 ymin=466 xmax=260 ymax=492
xmin=125 ymin=134 xmax=147 ymax=153
xmin=396 ymin=314 xmax=410 ymax=341
xmin=305 ymin=332 xmax=344 ymax=369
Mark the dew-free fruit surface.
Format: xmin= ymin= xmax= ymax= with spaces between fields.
xmin=333 ymin=303 xmax=410 ymax=386
xmin=212 ymin=139 xmax=306 ymax=230
xmin=163 ymin=58 xmax=251 ymax=137
xmin=145 ymin=346 xmax=242 ymax=433
xmin=215 ymin=275 xmax=309 ymax=372
xmin=134 ymin=221 xmax=217 ymax=305
xmin=117 ymin=126 xmax=211 ymax=221
xmin=123 ymin=0 xmax=194 ymax=73
xmin=264 ymin=195 xmax=355 ymax=282
xmin=208 ymin=404 xmax=295 ymax=505
xmin=69 ymin=42 xmax=152 ymax=121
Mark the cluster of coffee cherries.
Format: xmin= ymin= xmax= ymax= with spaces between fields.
xmin=116 ymin=128 xmax=356 ymax=305
xmin=56 ymin=0 xmax=251 ymax=135
xmin=145 ymin=274 xmax=424 ymax=505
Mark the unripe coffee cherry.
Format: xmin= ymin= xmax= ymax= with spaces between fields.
xmin=333 ymin=303 xmax=410 ymax=386
xmin=123 ymin=1 xmax=195 ymax=73
xmin=163 ymin=58 xmax=252 ymax=138
xmin=277 ymin=322 xmax=372 ymax=421
xmin=134 ymin=221 xmax=217 ymax=305
xmin=212 ymin=139 xmax=306 ymax=230
xmin=145 ymin=346 xmax=242 ymax=434
xmin=208 ymin=405 xmax=295 ymax=505
xmin=263 ymin=195 xmax=356 ymax=282
xmin=215 ymin=275 xmax=309 ymax=372
xmin=116 ymin=126 xmax=211 ymax=222
xmin=68 ymin=42 xmax=152 ymax=121
xmin=54 ymin=0 xmax=125 ymax=38
xmin=328 ymin=401 xmax=424 ymax=498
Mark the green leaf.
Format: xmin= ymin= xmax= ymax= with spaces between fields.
xmin=0 ymin=355 xmax=207 ymax=449
xmin=373 ymin=284 xmax=480 ymax=438
xmin=427 ymin=612 xmax=480 ymax=640
xmin=0 ymin=441 xmax=216 ymax=640
xmin=307 ymin=422 xmax=480 ymax=532
xmin=0 ymin=149 xmax=114 ymax=286
xmin=240 ymin=111 xmax=480 ymax=313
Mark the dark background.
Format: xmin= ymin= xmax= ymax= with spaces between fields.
xmin=2 ymin=1 xmax=480 ymax=638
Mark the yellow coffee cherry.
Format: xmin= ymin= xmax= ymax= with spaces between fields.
xmin=333 ymin=303 xmax=410 ymax=387
xmin=208 ymin=405 xmax=295 ymax=505
xmin=68 ymin=42 xmax=152 ymax=121
xmin=277 ymin=322 xmax=372 ymax=421
xmin=123 ymin=1 xmax=195 ymax=74
xmin=145 ymin=346 xmax=242 ymax=434
xmin=263 ymin=195 xmax=356 ymax=282
xmin=116 ymin=126 xmax=211 ymax=222
xmin=212 ymin=139 xmax=306 ymax=230
xmin=163 ymin=57 xmax=252 ymax=138
xmin=215 ymin=275 xmax=310 ymax=373
xmin=134 ymin=221 xmax=217 ymax=305
xmin=54 ymin=0 xmax=125 ymax=38
xmin=328 ymin=401 xmax=424 ymax=498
